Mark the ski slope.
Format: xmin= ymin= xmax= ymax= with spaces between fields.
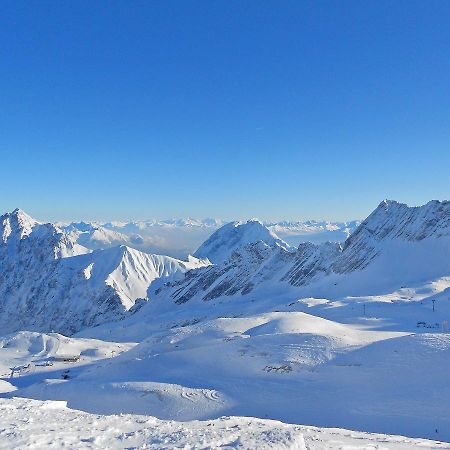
xmin=0 ymin=331 xmax=134 ymax=383
xmin=4 ymin=293 xmax=450 ymax=441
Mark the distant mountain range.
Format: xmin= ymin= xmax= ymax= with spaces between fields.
xmin=148 ymin=200 xmax=450 ymax=306
xmin=56 ymin=217 xmax=359 ymax=259
xmin=1 ymin=200 xmax=449 ymax=335
xmin=3 ymin=199 xmax=450 ymax=443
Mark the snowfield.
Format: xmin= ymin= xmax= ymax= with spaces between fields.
xmin=0 ymin=331 xmax=134 ymax=380
xmin=9 ymin=307 xmax=450 ymax=441
xmin=0 ymin=397 xmax=448 ymax=450
xmin=1 ymin=200 xmax=450 ymax=448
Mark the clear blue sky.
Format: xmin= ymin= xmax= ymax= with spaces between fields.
xmin=1 ymin=1 xmax=449 ymax=222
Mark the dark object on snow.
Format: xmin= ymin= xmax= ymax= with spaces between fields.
xmin=54 ymin=355 xmax=80 ymax=363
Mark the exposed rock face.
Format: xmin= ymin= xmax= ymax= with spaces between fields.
xmin=170 ymin=241 xmax=292 ymax=304
xmin=155 ymin=200 xmax=450 ymax=304
xmin=333 ymin=200 xmax=450 ymax=274
xmin=193 ymin=219 xmax=291 ymax=264
xmin=0 ymin=210 xmax=207 ymax=335
xmin=283 ymin=242 xmax=341 ymax=286
xmin=2 ymin=200 xmax=449 ymax=333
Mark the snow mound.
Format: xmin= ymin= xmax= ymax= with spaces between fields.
xmin=0 ymin=330 xmax=134 ymax=378
xmin=0 ymin=380 xmax=16 ymax=393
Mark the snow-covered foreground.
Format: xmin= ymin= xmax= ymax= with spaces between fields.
xmin=0 ymin=397 xmax=448 ymax=450
xmin=3 ymin=283 xmax=450 ymax=444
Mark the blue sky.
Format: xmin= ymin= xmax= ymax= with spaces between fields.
xmin=1 ymin=1 xmax=449 ymax=222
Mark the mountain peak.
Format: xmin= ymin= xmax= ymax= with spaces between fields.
xmin=368 ymin=199 xmax=450 ymax=234
xmin=194 ymin=219 xmax=291 ymax=264
xmin=1 ymin=208 xmax=39 ymax=243
xmin=378 ymin=199 xmax=403 ymax=209
xmin=246 ymin=218 xmax=263 ymax=224
xmin=9 ymin=208 xmax=37 ymax=223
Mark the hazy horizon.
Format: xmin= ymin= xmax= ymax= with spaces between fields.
xmin=4 ymin=197 xmax=448 ymax=225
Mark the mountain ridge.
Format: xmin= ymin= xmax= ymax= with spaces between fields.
xmin=55 ymin=217 xmax=360 ymax=258
xmin=150 ymin=199 xmax=450 ymax=306
xmin=0 ymin=209 xmax=207 ymax=334
xmin=1 ymin=199 xmax=449 ymax=334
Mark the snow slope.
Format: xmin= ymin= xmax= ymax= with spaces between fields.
xmin=0 ymin=209 xmax=207 ymax=335
xmin=8 ymin=304 xmax=450 ymax=441
xmin=155 ymin=200 xmax=450 ymax=305
xmin=193 ymin=219 xmax=292 ymax=264
xmin=0 ymin=330 xmax=134 ymax=380
xmin=2 ymin=199 xmax=450 ymax=446
xmin=3 ymin=397 xmax=447 ymax=450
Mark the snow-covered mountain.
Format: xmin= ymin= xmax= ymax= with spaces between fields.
xmin=57 ymin=218 xmax=358 ymax=259
xmin=0 ymin=209 xmax=207 ymax=335
xmin=57 ymin=220 xmax=224 ymax=259
xmin=4 ymin=200 xmax=447 ymax=335
xmin=152 ymin=200 xmax=450 ymax=305
xmin=62 ymin=222 xmax=135 ymax=251
xmin=0 ymin=210 xmax=356 ymax=335
xmin=3 ymin=200 xmax=450 ymax=444
xmin=193 ymin=219 xmax=292 ymax=264
xmin=102 ymin=218 xmax=225 ymax=230
xmin=1 ymin=209 xmax=88 ymax=259
xmin=267 ymin=219 xmax=360 ymax=246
